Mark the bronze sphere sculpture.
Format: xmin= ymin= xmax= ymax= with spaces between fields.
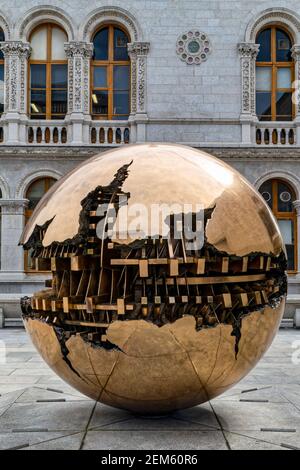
xmin=20 ymin=144 xmax=287 ymax=414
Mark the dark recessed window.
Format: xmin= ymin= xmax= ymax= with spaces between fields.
xmin=92 ymin=25 xmax=130 ymax=120
xmin=256 ymin=26 xmax=294 ymax=121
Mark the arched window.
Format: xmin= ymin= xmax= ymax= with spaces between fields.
xmin=259 ymin=179 xmax=297 ymax=271
xmin=25 ymin=177 xmax=56 ymax=271
xmin=91 ymin=25 xmax=130 ymax=120
xmin=29 ymin=24 xmax=68 ymax=120
xmin=0 ymin=28 xmax=5 ymax=115
xmin=256 ymin=26 xmax=294 ymax=121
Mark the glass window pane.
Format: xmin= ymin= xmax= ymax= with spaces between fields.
xmin=278 ymin=181 xmax=295 ymax=212
xmin=259 ymin=181 xmax=273 ymax=209
xmin=51 ymin=90 xmax=67 ymax=114
xmin=256 ymin=28 xmax=271 ymax=62
xmin=278 ymin=219 xmax=293 ymax=244
xmin=30 ymin=90 xmax=46 ymax=114
xmin=277 ymin=68 xmax=291 ymax=88
xmin=0 ymin=28 xmax=4 ymax=60
xmin=31 ymin=64 xmax=46 ymax=88
xmin=256 ymin=91 xmax=271 ymax=119
xmin=113 ymin=90 xmax=129 ymax=115
xmin=93 ymin=28 xmax=109 ymax=60
xmin=113 ymin=65 xmax=130 ymax=90
xmin=114 ymin=28 xmax=129 ymax=60
xmin=256 ymin=67 xmax=272 ymax=91
xmin=52 ymin=64 xmax=68 ymax=88
xmin=0 ymin=64 xmax=4 ymax=114
xmin=30 ymin=27 xmax=47 ymax=60
xmin=51 ymin=27 xmax=67 ymax=60
xmin=276 ymin=92 xmax=292 ymax=118
xmin=92 ymin=90 xmax=108 ymax=115
xmin=93 ymin=66 xmax=107 ymax=87
xmin=27 ymin=179 xmax=46 ymax=200
xmin=276 ymin=29 xmax=292 ymax=62
xmin=277 ymin=219 xmax=295 ymax=270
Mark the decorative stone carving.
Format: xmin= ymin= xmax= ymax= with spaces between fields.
xmin=238 ymin=43 xmax=259 ymax=116
xmin=176 ymin=31 xmax=211 ymax=65
xmin=0 ymin=199 xmax=28 ymax=216
xmin=18 ymin=7 xmax=74 ymax=41
xmin=128 ymin=42 xmax=150 ymax=114
xmin=248 ymin=10 xmax=300 ymax=42
xmin=293 ymin=199 xmax=300 ymax=215
xmin=82 ymin=7 xmax=140 ymax=42
xmin=0 ymin=42 xmax=31 ymax=114
xmin=291 ymin=45 xmax=300 ymax=116
xmin=0 ymin=14 xmax=11 ymax=40
xmin=64 ymin=42 xmax=93 ymax=115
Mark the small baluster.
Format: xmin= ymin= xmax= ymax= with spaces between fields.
xmin=104 ymin=127 xmax=108 ymax=144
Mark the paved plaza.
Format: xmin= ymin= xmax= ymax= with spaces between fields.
xmin=0 ymin=327 xmax=299 ymax=450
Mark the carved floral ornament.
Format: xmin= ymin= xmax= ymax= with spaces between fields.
xmin=64 ymin=42 xmax=93 ymax=58
xmin=176 ymin=30 xmax=211 ymax=64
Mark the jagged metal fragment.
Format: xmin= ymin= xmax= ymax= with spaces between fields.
xmin=19 ymin=144 xmax=287 ymax=414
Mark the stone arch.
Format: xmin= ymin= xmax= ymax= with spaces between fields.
xmin=0 ymin=12 xmax=11 ymax=40
xmin=0 ymin=174 xmax=10 ymax=198
xmin=17 ymin=5 xmax=75 ymax=41
xmin=80 ymin=6 xmax=142 ymax=42
xmin=15 ymin=169 xmax=63 ymax=199
xmin=245 ymin=7 xmax=300 ymax=43
xmin=254 ymin=170 xmax=300 ymax=200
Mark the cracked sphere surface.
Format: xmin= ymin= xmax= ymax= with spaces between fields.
xmin=20 ymin=143 xmax=287 ymax=414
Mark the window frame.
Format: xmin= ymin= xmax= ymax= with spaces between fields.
xmin=24 ymin=177 xmax=56 ymax=273
xmin=28 ymin=23 xmax=68 ymax=120
xmin=91 ymin=24 xmax=131 ymax=120
xmin=256 ymin=25 xmax=295 ymax=121
xmin=260 ymin=178 xmax=297 ymax=273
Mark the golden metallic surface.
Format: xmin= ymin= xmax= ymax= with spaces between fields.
xmin=24 ymin=300 xmax=284 ymax=414
xmin=20 ymin=143 xmax=287 ymax=414
xmin=20 ymin=143 xmax=282 ymax=256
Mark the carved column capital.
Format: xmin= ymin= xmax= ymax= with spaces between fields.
xmin=128 ymin=42 xmax=150 ymax=115
xmin=238 ymin=42 xmax=259 ymax=59
xmin=64 ymin=41 xmax=93 ymax=59
xmin=64 ymin=42 xmax=93 ymax=115
xmin=0 ymin=198 xmax=29 ymax=215
xmin=238 ymin=43 xmax=259 ymax=118
xmin=293 ymin=199 xmax=300 ymax=215
xmin=0 ymin=41 xmax=31 ymax=58
xmin=128 ymin=42 xmax=150 ymax=58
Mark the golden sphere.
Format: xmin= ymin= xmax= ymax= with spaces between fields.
xmin=20 ymin=144 xmax=286 ymax=414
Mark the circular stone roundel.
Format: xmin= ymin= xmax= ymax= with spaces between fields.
xmin=176 ymin=30 xmax=211 ymax=64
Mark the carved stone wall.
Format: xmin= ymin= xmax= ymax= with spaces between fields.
xmin=64 ymin=42 xmax=93 ymax=115
xmin=238 ymin=43 xmax=259 ymax=117
xmin=128 ymin=42 xmax=150 ymax=115
xmin=0 ymin=42 xmax=31 ymax=114
xmin=291 ymin=44 xmax=300 ymax=117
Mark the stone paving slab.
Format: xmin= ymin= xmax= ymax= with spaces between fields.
xmin=0 ymin=328 xmax=299 ymax=450
xmin=82 ymin=430 xmax=228 ymax=450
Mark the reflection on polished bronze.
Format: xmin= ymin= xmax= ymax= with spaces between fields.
xmin=20 ymin=144 xmax=287 ymax=414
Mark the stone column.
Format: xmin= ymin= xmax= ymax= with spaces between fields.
xmin=238 ymin=43 xmax=259 ymax=145
xmin=128 ymin=42 xmax=150 ymax=143
xmin=0 ymin=199 xmax=28 ymax=276
xmin=293 ymin=199 xmax=300 ymax=274
xmin=291 ymin=45 xmax=300 ymax=144
xmin=0 ymin=42 xmax=31 ymax=144
xmin=64 ymin=41 xmax=93 ymax=145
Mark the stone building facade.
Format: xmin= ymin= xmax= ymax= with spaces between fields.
xmin=0 ymin=0 xmax=300 ymax=326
